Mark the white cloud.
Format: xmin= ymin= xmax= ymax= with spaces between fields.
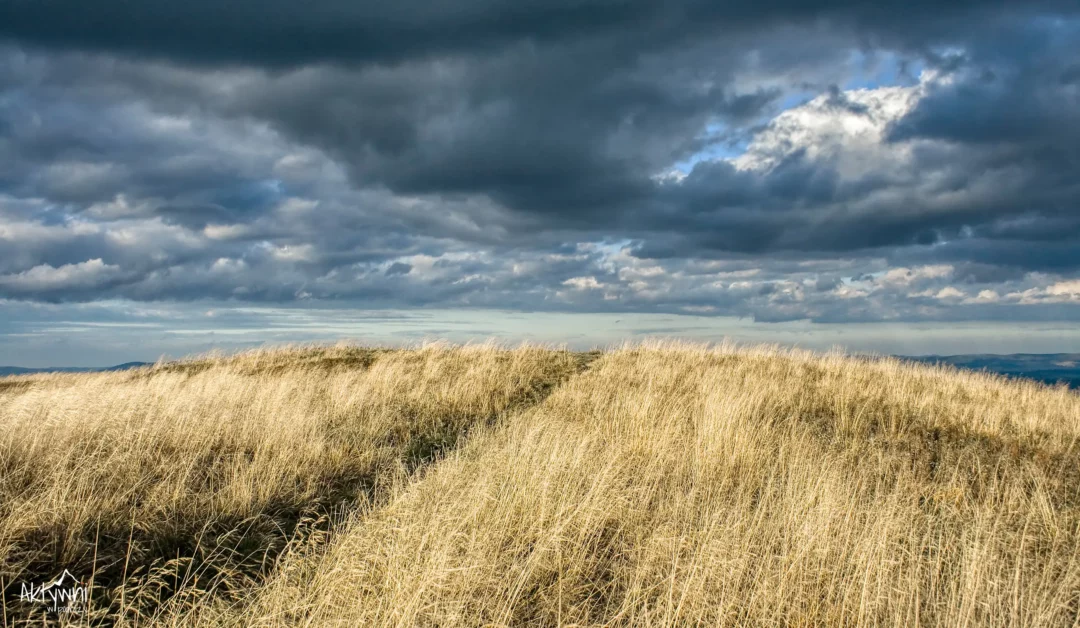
xmin=562 ymin=276 xmax=603 ymax=290
xmin=731 ymin=80 xmax=928 ymax=175
xmin=0 ymin=259 xmax=122 ymax=291
xmin=1047 ymin=280 xmax=1080 ymax=298
xmin=933 ymin=286 xmax=965 ymax=300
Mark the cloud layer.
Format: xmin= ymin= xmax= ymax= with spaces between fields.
xmin=1 ymin=0 xmax=1078 ymax=328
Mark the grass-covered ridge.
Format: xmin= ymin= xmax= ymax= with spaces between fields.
xmin=2 ymin=342 xmax=1079 ymax=626
xmin=0 ymin=343 xmax=580 ymax=624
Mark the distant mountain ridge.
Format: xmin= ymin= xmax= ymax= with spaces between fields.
xmin=0 ymin=362 xmax=149 ymax=377
xmin=2 ymin=354 xmax=1078 ymax=388
xmin=903 ymin=353 xmax=1080 ymax=389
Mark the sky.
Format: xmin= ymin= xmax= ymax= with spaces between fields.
xmin=1 ymin=1 xmax=1079 ymax=365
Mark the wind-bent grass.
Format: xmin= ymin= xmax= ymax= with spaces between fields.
xmin=202 ymin=342 xmax=1080 ymax=627
xmin=0 ymin=343 xmax=579 ymax=624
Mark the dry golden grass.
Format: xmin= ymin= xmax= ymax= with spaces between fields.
xmin=0 ymin=343 xmax=579 ymax=624
xmin=182 ymin=342 xmax=1080 ymax=628
xmin=3 ymin=342 xmax=1080 ymax=626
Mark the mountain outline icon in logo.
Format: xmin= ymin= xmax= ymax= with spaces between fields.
xmin=42 ymin=570 xmax=81 ymax=592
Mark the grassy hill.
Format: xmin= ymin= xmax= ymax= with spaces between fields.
xmin=1 ymin=343 xmax=1078 ymax=626
xmin=0 ymin=363 xmax=150 ymax=377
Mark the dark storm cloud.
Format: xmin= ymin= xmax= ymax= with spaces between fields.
xmin=888 ymin=20 xmax=1080 ymax=149
xmin=1 ymin=0 xmax=1064 ymax=67
xmin=4 ymin=0 xmax=1072 ymax=221
xmin=212 ymin=43 xmax=788 ymax=220
xmin=610 ymin=16 xmax=1080 ymax=272
xmin=0 ymin=0 xmax=1078 ymax=325
xmin=645 ymin=133 xmax=1080 ymax=264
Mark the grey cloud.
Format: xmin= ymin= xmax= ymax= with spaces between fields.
xmin=385 ymin=262 xmax=413 ymax=276
xmin=0 ymin=2 xmax=1077 ymax=328
xmin=1 ymin=0 xmax=1063 ymax=67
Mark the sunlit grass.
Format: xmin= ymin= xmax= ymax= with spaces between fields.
xmin=0 ymin=342 xmax=578 ymax=623
xmin=3 ymin=342 xmax=1079 ymax=626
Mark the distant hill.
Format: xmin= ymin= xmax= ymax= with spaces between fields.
xmin=0 ymin=362 xmax=150 ymax=377
xmin=5 ymin=354 xmax=1080 ymax=388
xmin=904 ymin=353 xmax=1080 ymax=388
